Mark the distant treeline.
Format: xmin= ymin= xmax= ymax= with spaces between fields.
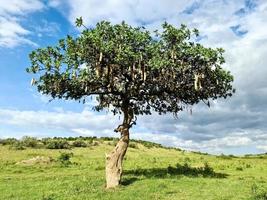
xmin=0 ymin=136 xmax=182 ymax=151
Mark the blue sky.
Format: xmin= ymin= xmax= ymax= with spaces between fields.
xmin=1 ymin=0 xmax=267 ymax=155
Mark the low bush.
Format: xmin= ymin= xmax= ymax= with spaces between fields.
xmin=217 ymin=154 xmax=233 ymax=160
xmin=0 ymin=138 xmax=18 ymax=145
xmin=9 ymin=142 xmax=26 ymax=150
xmin=21 ymin=136 xmax=39 ymax=148
xmin=191 ymin=151 xmax=208 ymax=155
xmin=129 ymin=142 xmax=138 ymax=149
xmin=72 ymin=139 xmax=87 ymax=147
xmin=92 ymin=141 xmax=100 ymax=146
xmin=246 ymin=164 xmax=252 ymax=168
xmin=131 ymin=139 xmax=162 ymax=149
xmin=203 ymin=162 xmax=214 ymax=175
xmin=57 ymin=152 xmax=73 ymax=166
xmin=184 ymin=157 xmax=191 ymax=163
xmin=251 ymin=183 xmax=267 ymax=200
xmin=236 ymin=167 xmax=243 ymax=171
xmin=45 ymin=139 xmax=70 ymax=149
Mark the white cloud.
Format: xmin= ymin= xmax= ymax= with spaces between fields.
xmin=0 ymin=17 xmax=29 ymax=36
xmin=34 ymin=20 xmax=61 ymax=37
xmin=0 ymin=108 xmax=119 ymax=131
xmin=205 ymin=136 xmax=252 ymax=148
xmin=67 ymin=0 xmax=194 ymax=26
xmin=0 ymin=0 xmax=44 ymax=15
xmin=0 ymin=16 xmax=37 ymax=47
xmin=0 ymin=0 xmax=44 ymax=47
xmin=48 ymin=0 xmax=62 ymax=8
xmin=257 ymin=145 xmax=267 ymax=151
xmin=131 ymin=131 xmax=255 ymax=154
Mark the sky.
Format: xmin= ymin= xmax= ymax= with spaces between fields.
xmin=0 ymin=0 xmax=267 ymax=155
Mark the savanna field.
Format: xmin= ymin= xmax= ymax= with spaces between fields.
xmin=0 ymin=137 xmax=267 ymax=200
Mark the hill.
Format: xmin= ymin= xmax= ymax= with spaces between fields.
xmin=0 ymin=137 xmax=266 ymax=200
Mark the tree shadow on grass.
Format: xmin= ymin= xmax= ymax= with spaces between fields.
xmin=123 ymin=163 xmax=228 ymax=185
xmin=120 ymin=177 xmax=139 ymax=186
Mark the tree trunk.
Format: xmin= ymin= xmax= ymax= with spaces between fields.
xmin=105 ymin=127 xmax=129 ymax=188
xmin=105 ymin=106 xmax=133 ymax=188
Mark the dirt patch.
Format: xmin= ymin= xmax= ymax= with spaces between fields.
xmin=16 ymin=156 xmax=53 ymax=165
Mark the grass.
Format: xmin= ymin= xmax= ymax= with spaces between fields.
xmin=0 ymin=138 xmax=267 ymax=200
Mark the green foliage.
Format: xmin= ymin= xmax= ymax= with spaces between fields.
xmin=251 ymin=183 xmax=267 ymax=200
xmin=72 ymin=139 xmax=87 ymax=147
xmin=57 ymin=152 xmax=73 ymax=166
xmin=132 ymin=139 xmax=163 ymax=148
xmin=236 ymin=166 xmax=243 ymax=171
xmin=45 ymin=139 xmax=70 ymax=149
xmin=100 ymin=137 xmax=119 ymax=142
xmin=21 ymin=136 xmax=177 ymax=150
xmin=27 ymin=18 xmax=234 ymax=117
xmin=203 ymin=162 xmax=214 ymax=175
xmin=0 ymin=138 xmax=18 ymax=145
xmin=128 ymin=142 xmax=138 ymax=149
xmin=21 ymin=136 xmax=39 ymax=148
xmin=217 ymin=154 xmax=233 ymax=159
xmin=9 ymin=141 xmax=26 ymax=150
xmin=191 ymin=151 xmax=208 ymax=155
xmin=2 ymin=137 xmax=39 ymax=150
xmin=75 ymin=17 xmax=83 ymax=27
xmin=246 ymin=164 xmax=252 ymax=168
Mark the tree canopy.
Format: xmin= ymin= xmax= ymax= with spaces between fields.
xmin=27 ymin=19 xmax=234 ymax=117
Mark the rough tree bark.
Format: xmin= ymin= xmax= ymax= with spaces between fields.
xmin=105 ymin=106 xmax=133 ymax=188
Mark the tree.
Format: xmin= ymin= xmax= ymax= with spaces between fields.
xmin=27 ymin=18 xmax=234 ymax=188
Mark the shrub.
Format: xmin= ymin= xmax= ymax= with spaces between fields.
xmin=217 ymin=154 xmax=233 ymax=160
xmin=41 ymin=138 xmax=50 ymax=145
xmin=58 ymin=152 xmax=73 ymax=166
xmin=0 ymin=138 xmax=18 ymax=145
xmin=143 ymin=142 xmax=154 ymax=148
xmin=85 ymin=138 xmax=93 ymax=145
xmin=192 ymin=151 xmax=208 ymax=155
xmin=129 ymin=143 xmax=138 ymax=149
xmin=46 ymin=139 xmax=70 ymax=149
xmin=21 ymin=136 xmax=38 ymax=148
xmin=131 ymin=139 xmax=162 ymax=149
xmin=203 ymin=162 xmax=214 ymax=175
xmin=92 ymin=141 xmax=99 ymax=146
xmin=72 ymin=139 xmax=87 ymax=147
xmin=246 ymin=164 xmax=252 ymax=168
xmin=9 ymin=142 xmax=25 ymax=150
xmin=229 ymin=154 xmax=237 ymax=158
xmin=236 ymin=167 xmax=243 ymax=171
xmin=184 ymin=157 xmax=191 ymax=163
xmin=251 ymin=183 xmax=267 ymax=200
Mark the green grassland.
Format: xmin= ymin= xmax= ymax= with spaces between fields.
xmin=0 ymin=137 xmax=267 ymax=200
